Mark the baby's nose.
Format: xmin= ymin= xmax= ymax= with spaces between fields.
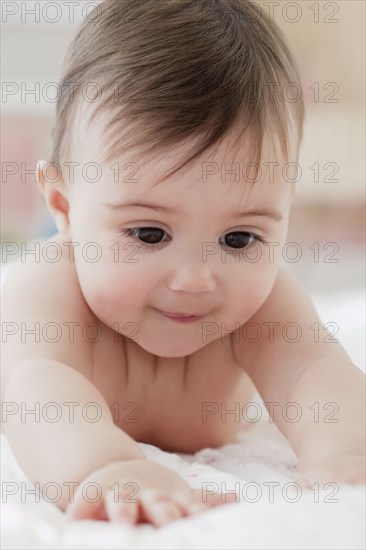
xmin=166 ymin=262 xmax=216 ymax=293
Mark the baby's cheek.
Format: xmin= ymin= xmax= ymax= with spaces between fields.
xmin=77 ymin=279 xmax=122 ymax=326
xmin=91 ymin=272 xmax=142 ymax=318
xmin=72 ymin=259 xmax=115 ymax=315
xmin=232 ymin=270 xmax=276 ymax=318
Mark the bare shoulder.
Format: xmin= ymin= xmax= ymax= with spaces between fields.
xmin=232 ymin=265 xmax=350 ymax=376
xmin=1 ymin=233 xmax=96 ymax=395
xmin=2 ymin=233 xmax=94 ymax=325
xmin=251 ymin=265 xmax=319 ymax=324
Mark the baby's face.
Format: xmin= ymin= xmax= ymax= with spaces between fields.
xmin=64 ymin=129 xmax=294 ymax=358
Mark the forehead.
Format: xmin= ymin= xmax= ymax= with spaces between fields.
xmin=70 ymin=100 xmax=294 ymax=208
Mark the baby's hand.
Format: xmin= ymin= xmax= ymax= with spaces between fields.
xmin=299 ymin=454 xmax=366 ymax=487
xmin=66 ymin=458 xmax=237 ymax=527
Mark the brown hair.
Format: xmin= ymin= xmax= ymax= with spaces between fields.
xmin=50 ymin=0 xmax=305 ymax=184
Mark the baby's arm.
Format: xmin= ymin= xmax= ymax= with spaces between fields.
xmin=3 ymin=359 xmax=145 ymax=511
xmin=233 ymin=267 xmax=365 ymax=484
xmin=1 ymin=253 xmax=144 ymax=511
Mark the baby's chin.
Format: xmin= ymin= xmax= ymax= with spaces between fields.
xmin=135 ymin=335 xmax=209 ymax=359
xmin=130 ymin=315 xmax=249 ymax=358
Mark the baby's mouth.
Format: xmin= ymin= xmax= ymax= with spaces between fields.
xmin=155 ymin=309 xmax=206 ymax=323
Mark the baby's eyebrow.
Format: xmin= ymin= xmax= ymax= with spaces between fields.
xmin=102 ymin=200 xmax=283 ymax=222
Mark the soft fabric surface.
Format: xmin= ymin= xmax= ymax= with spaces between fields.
xmin=1 ymin=417 xmax=365 ymax=550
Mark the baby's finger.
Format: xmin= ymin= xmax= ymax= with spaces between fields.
xmin=66 ymin=493 xmax=107 ymax=521
xmin=170 ymin=490 xmax=194 ymax=516
xmin=218 ymin=491 xmax=240 ymax=505
xmin=172 ymin=489 xmax=232 ymax=517
xmin=139 ymin=489 xmax=182 ymax=527
xmin=105 ymin=491 xmax=139 ymax=524
xmin=170 ymin=490 xmax=210 ymax=517
xmin=170 ymin=489 xmax=215 ymax=516
xmin=298 ymin=476 xmax=310 ymax=489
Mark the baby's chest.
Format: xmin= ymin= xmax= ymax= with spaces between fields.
xmin=92 ymin=329 xmax=254 ymax=453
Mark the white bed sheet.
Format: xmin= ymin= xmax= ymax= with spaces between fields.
xmin=2 ymin=419 xmax=365 ymax=550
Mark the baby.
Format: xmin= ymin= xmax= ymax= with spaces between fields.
xmin=2 ymin=0 xmax=365 ymax=528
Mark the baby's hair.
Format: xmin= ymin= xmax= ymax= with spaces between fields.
xmin=50 ymin=0 xmax=304 ymax=184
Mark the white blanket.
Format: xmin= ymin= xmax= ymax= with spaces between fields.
xmin=2 ymin=416 xmax=365 ymax=550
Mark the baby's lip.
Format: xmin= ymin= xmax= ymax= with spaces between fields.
xmin=158 ymin=310 xmax=206 ymax=317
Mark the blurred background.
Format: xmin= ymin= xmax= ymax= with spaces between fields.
xmin=1 ymin=0 xmax=365 ymax=367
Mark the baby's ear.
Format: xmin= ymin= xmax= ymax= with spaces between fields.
xmin=35 ymin=160 xmax=70 ymax=234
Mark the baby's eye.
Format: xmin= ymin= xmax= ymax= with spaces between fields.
xmin=220 ymin=231 xmax=262 ymax=249
xmin=120 ymin=228 xmax=264 ymax=251
xmin=121 ymin=227 xmax=168 ymax=248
